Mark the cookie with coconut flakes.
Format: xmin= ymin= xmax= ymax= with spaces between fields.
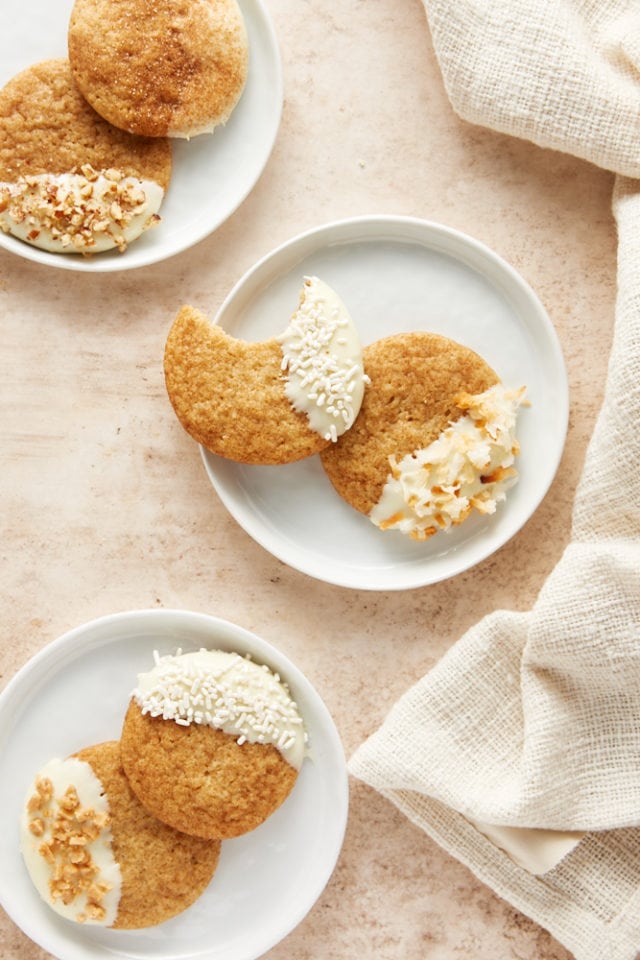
xmin=120 ymin=649 xmax=307 ymax=839
xmin=0 ymin=59 xmax=172 ymax=254
xmin=320 ymin=331 xmax=526 ymax=541
xmin=20 ymin=741 xmax=220 ymax=929
xmin=68 ymin=0 xmax=249 ymax=138
xmin=164 ymin=276 xmax=368 ymax=465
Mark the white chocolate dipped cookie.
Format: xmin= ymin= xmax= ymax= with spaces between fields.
xmin=164 ymin=276 xmax=368 ymax=464
xmin=20 ymin=741 xmax=220 ymax=929
xmin=120 ymin=649 xmax=308 ymax=839
xmin=320 ymin=331 xmax=526 ymax=541
xmin=0 ymin=59 xmax=171 ymax=255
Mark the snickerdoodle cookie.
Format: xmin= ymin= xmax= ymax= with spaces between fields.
xmin=20 ymin=741 xmax=221 ymax=928
xmin=164 ymin=276 xmax=368 ymax=464
xmin=0 ymin=59 xmax=172 ymax=254
xmin=68 ymin=0 xmax=249 ymax=138
xmin=120 ymin=649 xmax=307 ymax=839
xmin=320 ymin=332 xmax=526 ymax=540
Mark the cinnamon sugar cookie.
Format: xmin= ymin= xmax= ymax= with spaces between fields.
xmin=120 ymin=649 xmax=307 ymax=839
xmin=320 ymin=332 xmax=526 ymax=540
xmin=68 ymin=0 xmax=249 ymax=138
xmin=20 ymin=741 xmax=220 ymax=929
xmin=164 ymin=276 xmax=368 ymax=464
xmin=0 ymin=59 xmax=172 ymax=254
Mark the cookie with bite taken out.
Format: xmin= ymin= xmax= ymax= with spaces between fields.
xmin=164 ymin=276 xmax=368 ymax=464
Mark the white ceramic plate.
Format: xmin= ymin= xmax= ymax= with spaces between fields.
xmin=201 ymin=215 xmax=569 ymax=590
xmin=0 ymin=0 xmax=282 ymax=272
xmin=0 ymin=609 xmax=348 ymax=960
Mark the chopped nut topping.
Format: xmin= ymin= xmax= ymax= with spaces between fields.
xmin=59 ymin=786 xmax=81 ymax=814
xmin=27 ymin=777 xmax=114 ymax=921
xmin=38 ymin=777 xmax=54 ymax=803
xmin=0 ymin=166 xmax=161 ymax=254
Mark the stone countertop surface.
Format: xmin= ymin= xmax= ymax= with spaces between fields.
xmin=0 ymin=1 xmax=617 ymax=958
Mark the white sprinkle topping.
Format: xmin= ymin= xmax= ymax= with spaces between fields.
xmin=132 ymin=649 xmax=308 ymax=769
xmin=278 ymin=276 xmax=368 ymax=441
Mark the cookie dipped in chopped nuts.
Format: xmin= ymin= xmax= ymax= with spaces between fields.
xmin=0 ymin=59 xmax=172 ymax=255
xmin=20 ymin=742 xmax=220 ymax=928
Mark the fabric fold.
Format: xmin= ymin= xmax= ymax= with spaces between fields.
xmin=350 ymin=3 xmax=640 ymax=958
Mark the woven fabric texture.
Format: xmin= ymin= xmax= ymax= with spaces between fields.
xmin=349 ymin=3 xmax=640 ymax=958
xmin=424 ymin=0 xmax=640 ymax=178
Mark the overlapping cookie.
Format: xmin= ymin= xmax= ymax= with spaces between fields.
xmin=20 ymin=741 xmax=220 ymax=929
xmin=20 ymin=646 xmax=309 ymax=929
xmin=320 ymin=332 xmax=526 ymax=540
xmin=0 ymin=59 xmax=172 ymax=254
xmin=120 ymin=649 xmax=307 ymax=839
xmin=164 ymin=276 xmax=368 ymax=464
xmin=68 ymin=0 xmax=249 ymax=138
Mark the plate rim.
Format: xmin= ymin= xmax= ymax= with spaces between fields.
xmin=0 ymin=0 xmax=283 ymax=273
xmin=201 ymin=213 xmax=569 ymax=591
xmin=0 ymin=607 xmax=349 ymax=960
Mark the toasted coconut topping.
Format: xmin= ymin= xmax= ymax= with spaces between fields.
xmin=0 ymin=165 xmax=163 ymax=254
xmin=370 ymin=383 xmax=527 ymax=540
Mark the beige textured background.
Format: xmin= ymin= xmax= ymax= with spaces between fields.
xmin=0 ymin=1 xmax=616 ymax=958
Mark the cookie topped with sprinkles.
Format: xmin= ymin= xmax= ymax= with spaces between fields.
xmin=163 ymin=276 xmax=368 ymax=464
xmin=277 ymin=276 xmax=368 ymax=444
xmin=120 ymin=649 xmax=307 ymax=839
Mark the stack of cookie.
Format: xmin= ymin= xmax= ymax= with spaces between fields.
xmin=164 ymin=276 xmax=527 ymax=542
xmin=0 ymin=0 xmax=248 ymax=255
xmin=20 ymin=648 xmax=306 ymax=929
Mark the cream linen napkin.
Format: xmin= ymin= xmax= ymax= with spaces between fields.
xmin=349 ymin=3 xmax=640 ymax=958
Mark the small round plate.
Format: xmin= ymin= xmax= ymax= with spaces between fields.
xmin=0 ymin=609 xmax=348 ymax=960
xmin=200 ymin=215 xmax=569 ymax=590
xmin=0 ymin=0 xmax=282 ymax=272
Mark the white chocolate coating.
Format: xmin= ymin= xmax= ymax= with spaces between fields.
xmin=370 ymin=384 xmax=526 ymax=539
xmin=133 ymin=648 xmax=308 ymax=769
xmin=0 ymin=170 xmax=163 ymax=253
xmin=278 ymin=276 xmax=368 ymax=442
xmin=20 ymin=757 xmax=122 ymax=926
